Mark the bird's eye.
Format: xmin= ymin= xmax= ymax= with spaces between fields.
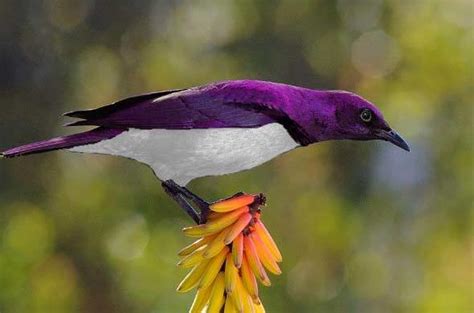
xmin=360 ymin=109 xmax=372 ymax=123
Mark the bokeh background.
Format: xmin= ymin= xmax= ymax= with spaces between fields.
xmin=0 ymin=0 xmax=472 ymax=312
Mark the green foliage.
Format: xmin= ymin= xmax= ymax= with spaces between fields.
xmin=0 ymin=0 xmax=471 ymax=312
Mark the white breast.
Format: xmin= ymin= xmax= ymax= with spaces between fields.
xmin=70 ymin=123 xmax=299 ymax=185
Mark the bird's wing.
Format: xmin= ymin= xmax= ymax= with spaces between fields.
xmin=64 ymin=81 xmax=312 ymax=145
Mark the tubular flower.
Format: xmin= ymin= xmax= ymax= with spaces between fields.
xmin=177 ymin=193 xmax=282 ymax=313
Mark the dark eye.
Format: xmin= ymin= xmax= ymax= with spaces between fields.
xmin=360 ymin=109 xmax=372 ymax=123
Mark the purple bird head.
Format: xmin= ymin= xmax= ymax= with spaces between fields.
xmin=292 ymin=88 xmax=410 ymax=151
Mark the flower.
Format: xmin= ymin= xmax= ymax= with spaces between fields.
xmin=177 ymin=193 xmax=282 ymax=312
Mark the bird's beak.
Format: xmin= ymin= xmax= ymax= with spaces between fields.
xmin=375 ymin=129 xmax=410 ymax=151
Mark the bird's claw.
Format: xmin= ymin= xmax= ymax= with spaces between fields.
xmin=162 ymin=180 xmax=266 ymax=225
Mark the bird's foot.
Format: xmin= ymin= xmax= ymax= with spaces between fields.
xmin=162 ymin=179 xmax=266 ymax=225
xmin=210 ymin=192 xmax=266 ymax=214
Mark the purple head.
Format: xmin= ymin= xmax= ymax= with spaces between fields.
xmin=298 ymin=90 xmax=410 ymax=151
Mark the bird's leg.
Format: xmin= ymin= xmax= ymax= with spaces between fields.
xmin=161 ymin=181 xmax=200 ymax=224
xmin=180 ymin=186 xmax=212 ymax=223
xmin=161 ymin=180 xmax=211 ymax=224
xmin=176 ymin=185 xmax=209 ymax=213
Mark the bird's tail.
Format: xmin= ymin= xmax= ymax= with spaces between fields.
xmin=1 ymin=127 xmax=125 ymax=158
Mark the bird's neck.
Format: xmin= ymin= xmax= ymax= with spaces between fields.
xmin=285 ymin=89 xmax=342 ymax=144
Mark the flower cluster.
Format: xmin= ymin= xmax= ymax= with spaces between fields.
xmin=176 ymin=193 xmax=282 ymax=312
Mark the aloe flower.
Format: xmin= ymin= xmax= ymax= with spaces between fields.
xmin=176 ymin=193 xmax=282 ymax=312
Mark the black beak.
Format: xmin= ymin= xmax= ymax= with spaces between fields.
xmin=375 ymin=129 xmax=410 ymax=151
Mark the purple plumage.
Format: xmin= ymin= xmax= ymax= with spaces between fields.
xmin=65 ymin=83 xmax=277 ymax=129
xmin=2 ymin=80 xmax=409 ymax=164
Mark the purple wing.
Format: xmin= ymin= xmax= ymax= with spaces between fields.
xmin=64 ymin=80 xmax=291 ymax=130
xmin=2 ymin=80 xmax=312 ymax=158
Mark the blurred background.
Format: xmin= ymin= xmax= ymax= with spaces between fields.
xmin=0 ymin=0 xmax=472 ymax=312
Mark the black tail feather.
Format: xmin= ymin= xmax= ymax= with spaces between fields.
xmin=2 ymin=127 xmax=125 ymax=158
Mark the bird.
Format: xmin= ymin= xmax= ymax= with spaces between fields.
xmin=1 ymin=79 xmax=409 ymax=222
